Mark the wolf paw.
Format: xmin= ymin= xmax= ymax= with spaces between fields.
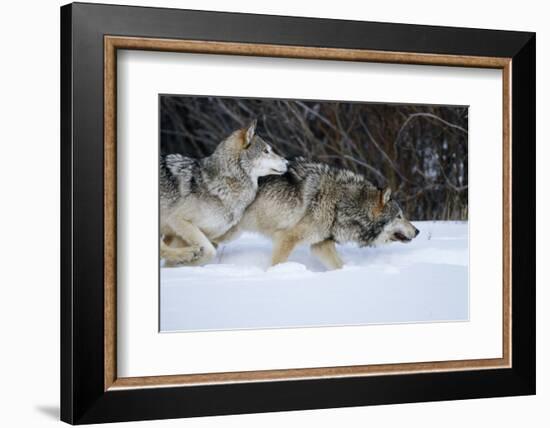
xmin=163 ymin=246 xmax=204 ymax=266
xmin=191 ymin=246 xmax=204 ymax=261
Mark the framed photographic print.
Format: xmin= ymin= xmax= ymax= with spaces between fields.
xmin=60 ymin=2 xmax=536 ymax=424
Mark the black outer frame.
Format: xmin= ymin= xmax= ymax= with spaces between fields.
xmin=60 ymin=2 xmax=535 ymax=424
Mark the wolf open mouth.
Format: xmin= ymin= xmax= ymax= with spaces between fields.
xmin=393 ymin=232 xmax=412 ymax=242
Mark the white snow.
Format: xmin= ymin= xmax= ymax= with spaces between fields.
xmin=160 ymin=221 xmax=468 ymax=332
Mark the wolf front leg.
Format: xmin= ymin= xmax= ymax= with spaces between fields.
xmin=163 ymin=216 xmax=217 ymax=266
xmin=310 ymin=239 xmax=344 ymax=270
xmin=271 ymin=232 xmax=301 ymax=266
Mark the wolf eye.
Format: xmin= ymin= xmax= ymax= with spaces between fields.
xmin=263 ymin=148 xmax=269 ymax=154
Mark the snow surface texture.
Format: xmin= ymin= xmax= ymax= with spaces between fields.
xmin=160 ymin=221 xmax=468 ymax=332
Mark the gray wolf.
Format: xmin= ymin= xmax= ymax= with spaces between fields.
xmin=219 ymin=158 xmax=419 ymax=270
xmin=160 ymin=121 xmax=288 ymax=266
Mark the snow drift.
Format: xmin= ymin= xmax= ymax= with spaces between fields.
xmin=160 ymin=221 xmax=468 ymax=332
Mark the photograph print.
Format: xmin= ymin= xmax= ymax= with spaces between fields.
xmin=159 ymin=95 xmax=468 ymax=332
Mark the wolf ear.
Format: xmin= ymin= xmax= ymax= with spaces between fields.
xmin=243 ymin=119 xmax=257 ymax=149
xmin=380 ymin=187 xmax=392 ymax=206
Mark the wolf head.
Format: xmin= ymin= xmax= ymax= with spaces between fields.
xmin=335 ymin=183 xmax=419 ymax=247
xmin=369 ymin=187 xmax=420 ymax=245
xmin=218 ymin=120 xmax=288 ymax=180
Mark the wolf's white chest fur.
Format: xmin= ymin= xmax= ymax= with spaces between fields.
xmin=167 ymin=177 xmax=256 ymax=240
xmin=189 ymin=198 xmax=245 ymax=239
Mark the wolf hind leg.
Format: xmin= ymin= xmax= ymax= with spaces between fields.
xmin=310 ymin=239 xmax=344 ymax=270
xmin=161 ymin=239 xmax=205 ymax=267
xmin=163 ymin=216 xmax=216 ymax=266
xmin=163 ymin=234 xmax=185 ymax=248
xmin=161 ymin=234 xmax=200 ymax=267
xmin=271 ymin=232 xmax=300 ymax=266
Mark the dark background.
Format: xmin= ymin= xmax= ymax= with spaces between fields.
xmin=160 ymin=95 xmax=468 ymax=221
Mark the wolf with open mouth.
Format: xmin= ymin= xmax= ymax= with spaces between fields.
xmin=218 ymin=157 xmax=419 ymax=270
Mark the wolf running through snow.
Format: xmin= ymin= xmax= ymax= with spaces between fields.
xmin=160 ymin=121 xmax=288 ymax=266
xmin=219 ymin=158 xmax=419 ymax=270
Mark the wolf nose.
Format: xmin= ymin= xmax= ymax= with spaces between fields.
xmin=414 ymin=228 xmax=420 ymax=237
